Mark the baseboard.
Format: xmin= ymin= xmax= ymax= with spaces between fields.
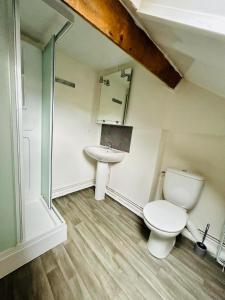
xmin=52 ymin=180 xmax=95 ymax=199
xmin=0 ymin=222 xmax=67 ymax=279
xmin=106 ymin=186 xmax=143 ymax=218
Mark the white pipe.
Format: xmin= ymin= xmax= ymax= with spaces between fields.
xmin=153 ymin=171 xmax=165 ymax=200
xmin=186 ymin=219 xmax=201 ymax=242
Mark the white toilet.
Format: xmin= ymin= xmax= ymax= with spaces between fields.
xmin=143 ymin=168 xmax=204 ymax=259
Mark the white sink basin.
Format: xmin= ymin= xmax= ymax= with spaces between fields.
xmin=84 ymin=145 xmax=125 ymax=163
xmin=84 ymin=145 xmax=125 ymax=200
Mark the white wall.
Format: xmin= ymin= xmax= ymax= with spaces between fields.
xmin=160 ymin=80 xmax=225 ymax=239
xmin=108 ymin=62 xmax=225 ymax=240
xmin=53 ymin=49 xmax=225 ymax=241
xmin=108 ymin=62 xmax=169 ymax=209
xmin=52 ymin=51 xmax=100 ymax=194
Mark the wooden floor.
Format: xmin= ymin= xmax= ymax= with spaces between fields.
xmin=0 ymin=188 xmax=225 ymax=300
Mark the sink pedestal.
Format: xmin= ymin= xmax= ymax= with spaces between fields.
xmin=84 ymin=145 xmax=125 ymax=200
xmin=95 ymin=161 xmax=109 ymax=200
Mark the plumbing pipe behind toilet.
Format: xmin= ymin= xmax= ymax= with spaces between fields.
xmin=186 ymin=219 xmax=202 ymax=242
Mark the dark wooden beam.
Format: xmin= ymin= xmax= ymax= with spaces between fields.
xmin=62 ymin=0 xmax=182 ymax=88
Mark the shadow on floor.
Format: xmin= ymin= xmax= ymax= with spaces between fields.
xmin=137 ymin=219 xmax=150 ymax=242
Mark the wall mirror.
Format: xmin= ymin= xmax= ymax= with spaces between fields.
xmin=97 ymin=67 xmax=133 ymax=125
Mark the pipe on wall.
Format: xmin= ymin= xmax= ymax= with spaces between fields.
xmin=186 ymin=219 xmax=201 ymax=242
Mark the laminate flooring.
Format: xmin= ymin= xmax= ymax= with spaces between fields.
xmin=0 ymin=188 xmax=224 ymax=300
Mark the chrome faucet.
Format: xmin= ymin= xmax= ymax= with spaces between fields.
xmin=105 ymin=142 xmax=112 ymax=148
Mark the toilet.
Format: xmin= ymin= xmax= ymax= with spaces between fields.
xmin=143 ymin=168 xmax=204 ymax=259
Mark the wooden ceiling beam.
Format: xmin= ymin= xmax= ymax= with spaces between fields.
xmin=62 ymin=0 xmax=182 ymax=88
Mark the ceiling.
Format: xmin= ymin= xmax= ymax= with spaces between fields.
xmin=20 ymin=0 xmax=132 ymax=71
xmin=56 ymin=14 xmax=132 ymax=71
xmin=20 ymin=0 xmax=66 ymax=45
xmin=20 ymin=0 xmax=225 ymax=97
xmin=121 ymin=0 xmax=225 ymax=98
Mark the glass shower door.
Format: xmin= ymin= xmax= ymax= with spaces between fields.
xmin=0 ymin=0 xmax=22 ymax=250
xmin=41 ymin=36 xmax=55 ymax=208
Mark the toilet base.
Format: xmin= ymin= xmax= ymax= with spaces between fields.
xmin=147 ymin=231 xmax=176 ymax=259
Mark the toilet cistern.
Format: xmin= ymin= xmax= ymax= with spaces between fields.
xmin=84 ymin=145 xmax=125 ymax=200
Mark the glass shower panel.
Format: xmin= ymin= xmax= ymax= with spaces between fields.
xmin=41 ymin=36 xmax=55 ymax=208
xmin=0 ymin=0 xmax=19 ymax=251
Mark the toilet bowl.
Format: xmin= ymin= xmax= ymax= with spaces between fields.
xmin=143 ymin=168 xmax=204 ymax=259
xmin=143 ymin=200 xmax=187 ymax=258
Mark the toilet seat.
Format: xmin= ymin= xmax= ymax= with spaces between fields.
xmin=143 ymin=200 xmax=187 ymax=233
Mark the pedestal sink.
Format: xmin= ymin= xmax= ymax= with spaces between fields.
xmin=84 ymin=146 xmax=125 ymax=200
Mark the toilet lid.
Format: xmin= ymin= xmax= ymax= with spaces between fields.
xmin=143 ymin=200 xmax=187 ymax=233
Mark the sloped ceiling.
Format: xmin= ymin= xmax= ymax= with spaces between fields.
xmin=20 ymin=0 xmax=132 ymax=70
xmin=121 ymin=0 xmax=225 ymax=98
xmin=20 ymin=0 xmax=66 ymax=45
xmin=56 ymin=14 xmax=132 ymax=71
xmin=20 ymin=0 xmax=225 ymax=96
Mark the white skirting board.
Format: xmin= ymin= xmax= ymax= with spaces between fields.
xmin=0 ymin=222 xmax=67 ymax=279
xmin=52 ymin=180 xmax=95 ymax=199
xmin=106 ymin=186 xmax=143 ymax=218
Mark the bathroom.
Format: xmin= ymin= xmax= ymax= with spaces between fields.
xmin=1 ymin=0 xmax=225 ymax=298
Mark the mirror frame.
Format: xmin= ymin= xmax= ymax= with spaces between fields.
xmin=96 ymin=66 xmax=133 ymax=126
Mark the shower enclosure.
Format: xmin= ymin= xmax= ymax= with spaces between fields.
xmin=0 ymin=0 xmax=22 ymax=253
xmin=41 ymin=36 xmax=55 ymax=208
xmin=0 ymin=0 xmax=73 ymax=278
xmin=41 ymin=21 xmax=72 ymax=208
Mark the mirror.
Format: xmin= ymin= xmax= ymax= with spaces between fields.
xmin=97 ymin=67 xmax=133 ymax=125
